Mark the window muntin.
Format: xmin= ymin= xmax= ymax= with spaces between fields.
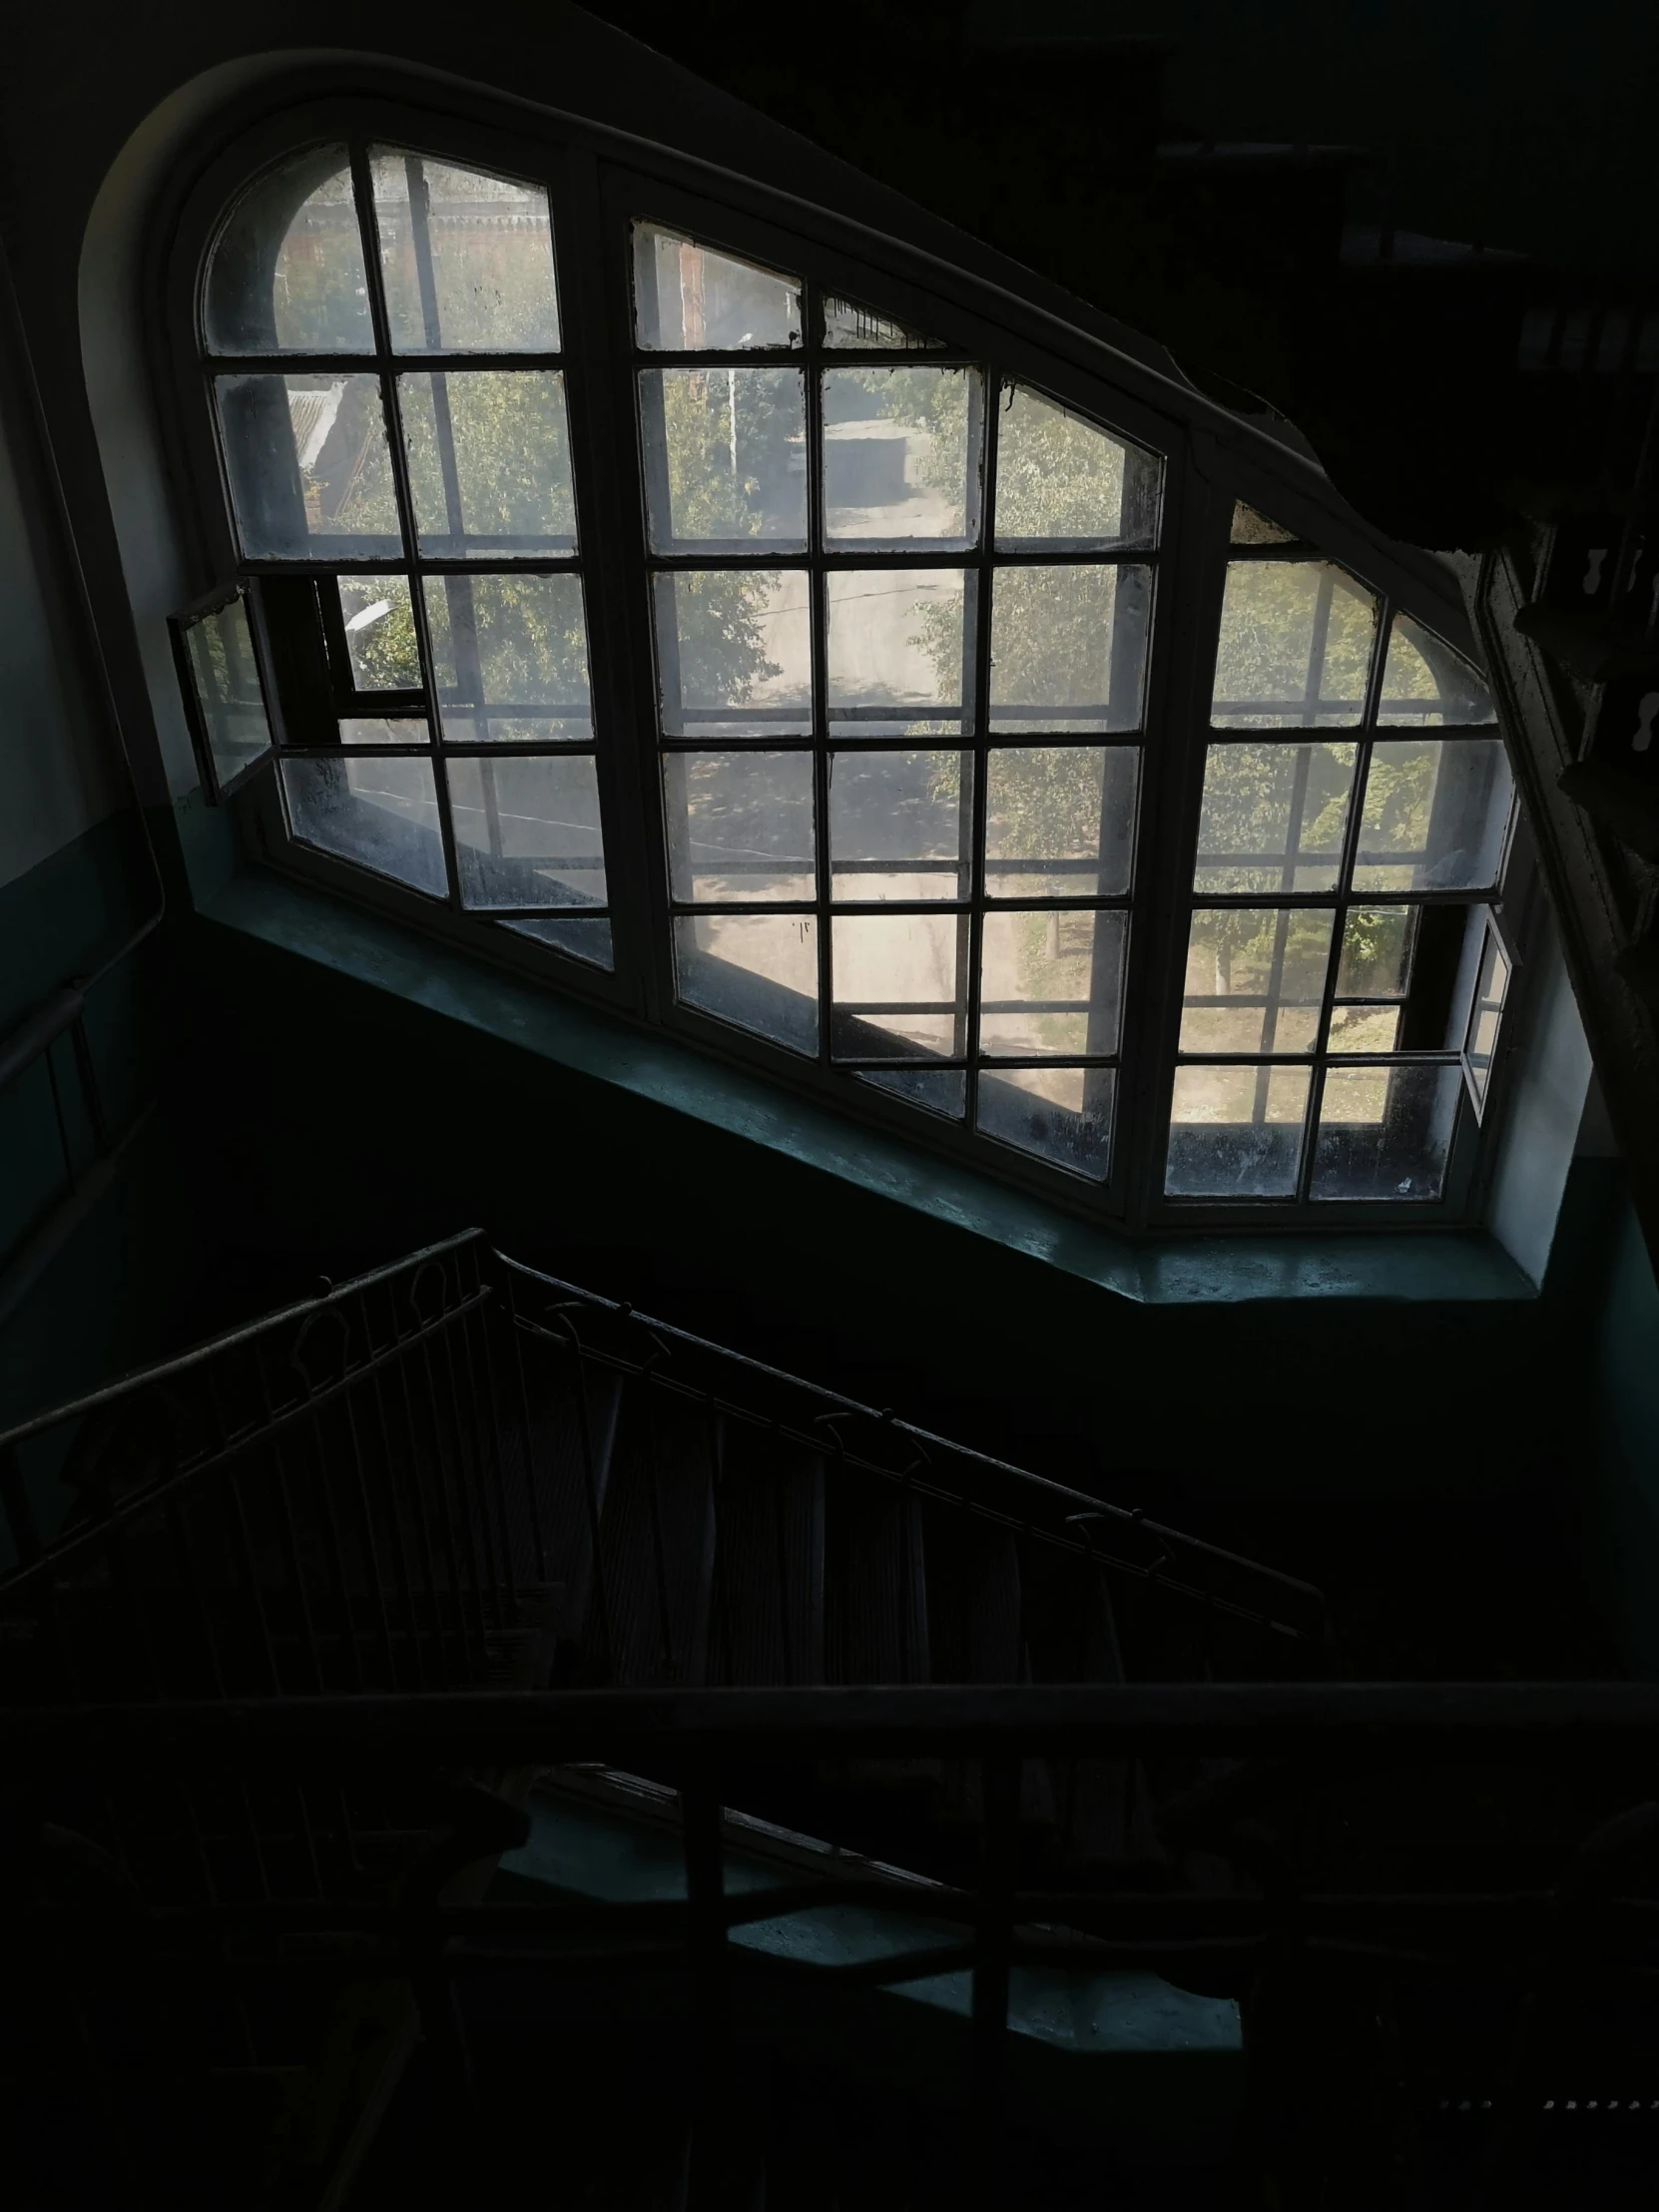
xmin=1166 ymin=514 xmax=1511 ymax=1206
xmin=190 ymin=129 xmax=1521 ymax=1227
xmin=203 ymin=144 xmax=614 ymax=969
xmin=637 ymin=226 xmax=1160 ymax=1186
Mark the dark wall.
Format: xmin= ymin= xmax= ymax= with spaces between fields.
xmin=964 ymin=0 xmax=1657 ymax=274
xmin=176 ymin=900 xmax=1617 ymax=1679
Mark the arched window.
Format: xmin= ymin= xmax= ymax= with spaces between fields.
xmin=175 ymin=108 xmax=1519 ymax=1228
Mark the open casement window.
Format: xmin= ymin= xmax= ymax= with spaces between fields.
xmin=181 ymin=113 xmax=1521 ymax=1231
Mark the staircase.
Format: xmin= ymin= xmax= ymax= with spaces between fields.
xmin=0 ymin=1229 xmax=1321 ymax=2209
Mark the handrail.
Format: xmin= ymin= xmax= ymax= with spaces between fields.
xmin=0 ymin=1225 xmax=486 ymax=1455
xmin=4 ymin=1683 xmax=1659 ymax=1770
xmin=497 ymin=1249 xmax=1330 ymax=1619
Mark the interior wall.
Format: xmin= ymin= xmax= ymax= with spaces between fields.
xmin=965 ymin=0 xmax=1657 ymax=274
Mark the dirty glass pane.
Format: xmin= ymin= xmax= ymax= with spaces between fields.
xmin=1464 ymin=929 xmax=1511 ymax=1112
xmin=281 ymin=756 xmax=446 ymax=896
xmin=665 ymin=752 xmax=816 ymax=902
xmin=505 ymin=914 xmax=613 ymax=968
xmin=824 ymin=296 xmax=943 ymax=349
xmin=822 ymin=368 xmax=979 ymax=546
xmin=988 ymin=565 xmax=1150 ymax=734
xmin=371 ymin=153 xmax=560 ymax=352
xmin=977 ymin=1065 xmax=1113 ymax=1181
xmin=217 ymin=374 xmax=400 ymax=560
xmin=1180 ymin=907 xmax=1333 ymax=1056
xmin=1353 ymin=740 xmax=1512 ymax=891
xmin=1310 ymin=1061 xmax=1462 ymax=1201
xmin=994 ymin=385 xmax=1157 ymax=549
xmin=206 ymin=149 xmax=371 ymax=353
xmin=446 ymin=753 xmax=605 ymax=908
xmin=1336 ymin=905 xmax=1415 ymax=998
xmin=1211 ymin=562 xmax=1378 ymax=726
xmin=1329 ymin=907 xmax=1415 ymax=1053
xmin=633 ymin=225 xmax=802 ymax=349
xmin=180 ymin=595 xmax=273 ymax=795
xmin=1193 ymin=742 xmax=1356 ymax=892
xmin=338 ymin=575 xmax=421 ymax=691
xmin=641 ymin=368 xmax=806 ymax=551
xmin=858 ymin=1067 xmax=966 ymax=1117
xmin=1378 ymin=613 xmax=1496 ymax=726
xmin=831 ymin=913 xmax=962 ymax=1059
xmin=1164 ymin=1065 xmax=1311 ymax=1199
xmin=653 ymin=571 xmax=813 ymax=737
xmin=1230 ymin=502 xmax=1302 ymax=546
xmin=338 ymin=717 xmax=430 ymax=745
xmin=674 ymin=913 xmax=819 ymax=1053
xmin=401 ymin=370 xmax=575 ymax=554
xmin=830 ymin=751 xmax=969 ymax=900
xmin=984 ymin=746 xmax=1138 ymax=898
xmin=827 ymin=570 xmax=970 ymax=737
xmin=979 ymin=909 xmax=1126 ymax=1056
xmin=423 ymin=573 xmax=590 ymax=744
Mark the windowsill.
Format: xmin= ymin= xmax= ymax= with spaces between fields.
xmin=200 ymin=867 xmax=1537 ymax=1308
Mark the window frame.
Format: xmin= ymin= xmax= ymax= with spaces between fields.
xmin=157 ymin=83 xmax=1525 ymax=1237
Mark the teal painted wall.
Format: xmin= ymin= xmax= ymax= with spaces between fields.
xmin=1574 ymin=1168 xmax=1659 ymax=1679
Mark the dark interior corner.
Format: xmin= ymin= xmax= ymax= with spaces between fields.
xmin=4 ymin=3 xmax=1659 ymax=2205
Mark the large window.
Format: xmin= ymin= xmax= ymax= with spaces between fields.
xmin=184 ymin=118 xmax=1518 ymax=1228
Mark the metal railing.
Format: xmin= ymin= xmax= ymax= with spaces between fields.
xmin=5 ymin=1685 xmax=1659 ymax=2210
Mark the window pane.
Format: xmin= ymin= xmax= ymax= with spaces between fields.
xmin=205 ymin=149 xmax=371 ymax=353
xmin=401 ymin=370 xmax=575 ymax=554
xmin=827 ymin=569 xmax=971 ymax=737
xmin=181 ymin=596 xmax=273 ymax=792
xmin=505 ymin=914 xmax=613 ymax=969
xmin=653 ymin=571 xmax=812 ymax=737
xmin=993 ymin=385 xmax=1158 ymax=549
xmin=1211 ymin=562 xmax=1378 ymax=726
xmin=858 ymin=1067 xmax=965 ymax=1117
xmin=1230 ymin=502 xmax=1301 ymax=546
xmin=446 ymin=753 xmax=605 ymax=908
xmin=1353 ymin=739 xmax=1512 ymax=891
xmin=665 ymin=752 xmax=816 ymax=902
xmin=1378 ymin=613 xmax=1496 ymax=726
xmin=1336 ymin=905 xmax=1415 ymax=997
xmin=1193 ymin=742 xmax=1356 ymax=892
xmin=633 ymin=226 xmax=802 ymax=349
xmin=371 ymin=153 xmax=560 ymax=351
xmin=674 ymin=913 xmax=819 ymax=1053
xmin=831 ymin=913 xmax=961 ymax=1059
xmin=822 ymin=368 xmax=980 ymax=546
xmin=988 ymin=565 xmax=1149 ymax=734
xmin=977 ymin=1065 xmax=1113 ymax=1181
xmin=1330 ymin=903 xmax=1415 ymax=1055
xmin=1164 ymin=1065 xmax=1311 ymax=1199
xmin=1310 ymin=1062 xmax=1462 ymax=1201
xmin=1180 ymin=907 xmax=1333 ymax=1055
xmin=824 ymin=297 xmax=943 ymax=349
xmin=1465 ymin=930 xmax=1511 ymax=1111
xmin=423 ymin=573 xmax=591 ymax=743
xmin=217 ymin=374 xmax=400 ymax=560
xmin=830 ymin=750 xmax=969 ymax=900
xmin=338 ymin=717 xmax=430 ymax=745
xmin=984 ymin=747 xmax=1138 ymax=898
xmin=338 ymin=575 xmax=422 ymax=691
xmin=281 ymin=756 xmax=446 ymax=896
xmin=640 ymin=368 xmax=806 ymax=551
xmin=979 ymin=909 xmax=1126 ymax=1056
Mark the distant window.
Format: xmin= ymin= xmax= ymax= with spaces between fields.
xmin=186 ymin=124 xmax=1518 ymax=1226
